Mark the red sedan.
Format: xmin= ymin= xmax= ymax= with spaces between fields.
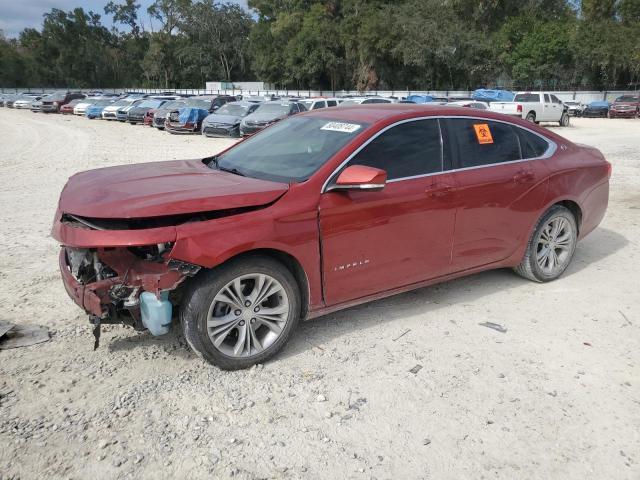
xmin=52 ymin=104 xmax=611 ymax=369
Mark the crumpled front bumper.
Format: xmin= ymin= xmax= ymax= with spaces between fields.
xmin=58 ymin=246 xmax=187 ymax=318
xmin=59 ymin=249 xmax=103 ymax=316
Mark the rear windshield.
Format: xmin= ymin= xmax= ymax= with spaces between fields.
xmin=514 ymin=93 xmax=541 ymax=102
xmin=339 ymin=99 xmax=363 ymax=106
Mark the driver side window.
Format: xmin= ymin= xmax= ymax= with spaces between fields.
xmin=347 ymin=119 xmax=443 ymax=180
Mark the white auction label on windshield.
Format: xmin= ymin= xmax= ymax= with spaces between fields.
xmin=321 ymin=122 xmax=362 ymax=133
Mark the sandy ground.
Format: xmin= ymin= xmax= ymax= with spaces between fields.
xmin=0 ymin=109 xmax=638 ymax=480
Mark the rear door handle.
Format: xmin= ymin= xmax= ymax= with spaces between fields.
xmin=513 ymin=171 xmax=535 ymax=184
xmin=426 ymin=185 xmax=453 ymax=198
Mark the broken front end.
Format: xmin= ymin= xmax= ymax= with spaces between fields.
xmin=53 ymin=212 xmax=200 ymax=347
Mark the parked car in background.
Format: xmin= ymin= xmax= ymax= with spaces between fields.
xmin=186 ymin=95 xmax=236 ymax=113
xmin=404 ymin=95 xmax=434 ymax=103
xmin=101 ymin=98 xmax=138 ymax=120
xmin=165 ymin=107 xmax=210 ymax=134
xmin=300 ymin=98 xmax=340 ymax=110
xmin=14 ymin=95 xmax=43 ymax=109
xmin=116 ymin=100 xmax=143 ymax=122
xmin=30 ymin=98 xmax=43 ymax=112
xmin=472 ymin=89 xmax=515 ymax=103
xmin=339 ymin=97 xmax=394 ymax=106
xmin=42 ymin=91 xmax=85 ymax=113
xmin=608 ymin=95 xmax=639 ymax=118
xmin=127 ymin=99 xmax=170 ymax=124
xmin=240 ymin=100 xmax=307 ymax=136
xmin=74 ymin=98 xmax=101 ymax=116
xmin=85 ymin=99 xmax=116 ymax=119
xmin=60 ymin=98 xmax=84 ymax=114
xmin=582 ymin=101 xmax=610 ymax=118
xmin=449 ymin=100 xmax=489 ymax=109
xmin=150 ymin=100 xmax=187 ymax=129
xmin=489 ymin=92 xmax=569 ymax=126
xmin=7 ymin=93 xmax=40 ymax=108
xmin=51 ymin=104 xmax=611 ymax=369
xmin=202 ymin=101 xmax=261 ymax=138
xmin=563 ymin=100 xmax=585 ymax=117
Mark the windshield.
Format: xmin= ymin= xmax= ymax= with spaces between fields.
xmin=615 ymin=95 xmax=638 ymax=102
xmin=514 ymin=93 xmax=541 ymax=102
xmin=253 ymin=103 xmax=289 ymax=116
xmin=185 ymin=98 xmax=212 ymax=109
xmin=91 ymin=99 xmax=114 ymax=106
xmin=216 ymin=116 xmax=369 ymax=183
xmin=161 ymin=100 xmax=186 ymax=110
xmin=137 ymin=100 xmax=165 ymax=108
xmin=67 ymin=99 xmax=83 ymax=106
xmin=216 ymin=103 xmax=250 ymax=116
xmin=111 ymin=99 xmax=136 ymax=107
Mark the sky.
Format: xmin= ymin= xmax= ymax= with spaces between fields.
xmin=0 ymin=0 xmax=249 ymax=38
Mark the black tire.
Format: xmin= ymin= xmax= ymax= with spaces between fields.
xmin=514 ymin=205 xmax=578 ymax=283
xmin=559 ymin=112 xmax=570 ymax=127
xmin=525 ymin=112 xmax=536 ymax=123
xmin=180 ymin=255 xmax=301 ymax=370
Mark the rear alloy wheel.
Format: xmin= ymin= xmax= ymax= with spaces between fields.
xmin=525 ymin=112 xmax=536 ymax=123
xmin=514 ymin=205 xmax=578 ymax=282
xmin=559 ymin=112 xmax=570 ymax=127
xmin=180 ymin=256 xmax=300 ymax=370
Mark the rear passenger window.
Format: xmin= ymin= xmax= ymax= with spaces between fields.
xmin=327 ymin=100 xmax=337 ymax=107
xmin=515 ymin=127 xmax=549 ymax=158
xmin=349 ymin=119 xmax=442 ymax=180
xmin=449 ymin=119 xmax=521 ymax=168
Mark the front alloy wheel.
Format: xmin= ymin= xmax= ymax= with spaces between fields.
xmin=181 ymin=256 xmax=300 ymax=369
xmin=207 ymin=274 xmax=289 ymax=357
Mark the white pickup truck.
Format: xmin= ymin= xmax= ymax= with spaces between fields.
xmin=489 ymin=92 xmax=570 ymax=126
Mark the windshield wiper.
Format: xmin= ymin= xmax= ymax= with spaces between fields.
xmin=206 ymin=155 xmax=246 ymax=177
xmin=218 ymin=166 xmax=246 ymax=177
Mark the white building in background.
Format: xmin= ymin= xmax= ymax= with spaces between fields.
xmin=206 ymin=81 xmax=269 ymax=92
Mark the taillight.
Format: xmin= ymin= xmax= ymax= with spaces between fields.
xmin=607 ymin=162 xmax=612 ymax=179
xmin=517 ymin=104 xmax=522 ymax=113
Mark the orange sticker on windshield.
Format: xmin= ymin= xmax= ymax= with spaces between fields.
xmin=473 ymin=123 xmax=493 ymax=144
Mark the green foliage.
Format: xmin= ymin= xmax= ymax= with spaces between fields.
xmin=0 ymin=0 xmax=638 ymax=90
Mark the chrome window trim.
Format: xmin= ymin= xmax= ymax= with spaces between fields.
xmin=321 ymin=115 xmax=556 ymax=192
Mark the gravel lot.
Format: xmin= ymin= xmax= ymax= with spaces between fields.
xmin=0 ymin=109 xmax=638 ymax=480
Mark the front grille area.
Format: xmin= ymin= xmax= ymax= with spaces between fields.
xmin=203 ymin=126 xmax=232 ymax=136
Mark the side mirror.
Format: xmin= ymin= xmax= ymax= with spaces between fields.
xmin=212 ymin=105 xmax=220 ymax=111
xmin=327 ymin=165 xmax=387 ymax=192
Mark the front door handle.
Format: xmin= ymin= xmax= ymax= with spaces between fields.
xmin=426 ymin=185 xmax=453 ymax=199
xmin=513 ymin=171 xmax=535 ymax=184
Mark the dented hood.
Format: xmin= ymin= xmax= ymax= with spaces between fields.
xmin=58 ymin=159 xmax=288 ymax=219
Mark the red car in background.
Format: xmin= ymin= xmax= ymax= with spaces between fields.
xmin=143 ymin=109 xmax=155 ymax=126
xmin=608 ymin=94 xmax=639 ymax=118
xmin=60 ymin=98 xmax=84 ymax=114
xmin=52 ymin=104 xmax=611 ymax=369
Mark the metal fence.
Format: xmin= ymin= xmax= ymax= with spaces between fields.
xmin=2 ymin=87 xmax=638 ymax=103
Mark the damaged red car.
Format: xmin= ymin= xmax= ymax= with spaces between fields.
xmin=52 ymin=104 xmax=611 ymax=369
